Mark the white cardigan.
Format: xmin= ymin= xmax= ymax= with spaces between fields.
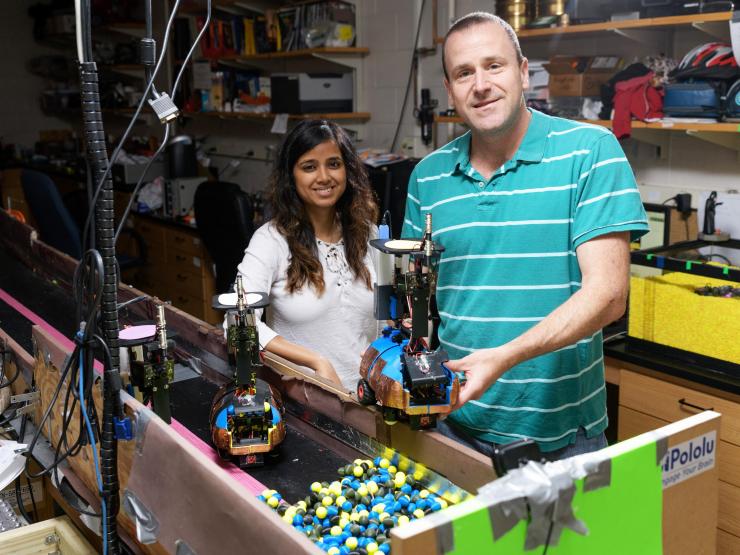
xmin=237 ymin=222 xmax=378 ymax=390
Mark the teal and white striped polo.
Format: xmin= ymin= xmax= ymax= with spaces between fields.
xmin=402 ymin=109 xmax=648 ymax=452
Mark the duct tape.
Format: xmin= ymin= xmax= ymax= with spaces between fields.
xmin=175 ymin=539 xmax=198 ymax=555
xmin=122 ymin=489 xmax=159 ymax=544
xmin=655 ymin=437 xmax=668 ymax=465
xmin=435 ymin=520 xmax=454 ymax=554
xmin=583 ymin=458 xmax=612 ymax=492
xmin=487 ymin=496 xmax=527 ymax=540
xmin=525 ymin=479 xmax=587 ymax=551
xmin=135 ymin=407 xmax=155 ymax=456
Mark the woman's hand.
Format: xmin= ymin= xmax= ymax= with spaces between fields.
xmin=311 ymin=356 xmax=342 ymax=385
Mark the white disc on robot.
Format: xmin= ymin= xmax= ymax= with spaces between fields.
xmin=217 ymin=292 xmax=264 ymax=307
xmin=385 ymin=240 xmax=422 ymax=250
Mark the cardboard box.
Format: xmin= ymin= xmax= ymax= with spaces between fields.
xmin=545 ymin=55 xmax=621 ymax=97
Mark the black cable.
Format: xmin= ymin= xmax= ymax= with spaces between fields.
xmin=0 ymin=349 xmax=21 ymax=390
xmin=26 ymin=475 xmax=39 ymax=522
xmin=541 ymin=518 xmax=554 ymax=555
xmin=115 ymin=0 xmax=213 ymax=245
xmin=390 ymin=0 xmax=426 ymax=152
xmin=81 ymin=0 xmax=184 ymax=252
xmin=15 ymin=478 xmax=33 ymax=524
xmin=705 ymin=253 xmax=732 ymax=264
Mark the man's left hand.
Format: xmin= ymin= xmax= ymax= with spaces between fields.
xmin=446 ymin=347 xmax=512 ymax=410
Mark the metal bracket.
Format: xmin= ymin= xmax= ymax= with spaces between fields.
xmin=685 ymin=129 xmax=740 ymax=161
xmin=175 ymin=539 xmax=198 ymax=555
xmin=11 ymin=391 xmax=40 ymax=404
xmin=122 ymin=490 xmax=159 ymax=544
xmin=610 ymin=28 xmax=669 ymax=51
xmin=691 ymin=20 xmax=730 ymax=41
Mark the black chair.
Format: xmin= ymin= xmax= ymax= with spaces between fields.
xmin=21 ymin=169 xmax=146 ymax=269
xmin=194 ymin=181 xmax=255 ymax=294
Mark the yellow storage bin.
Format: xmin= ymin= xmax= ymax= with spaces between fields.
xmin=629 ymin=271 xmax=740 ymax=365
xmin=0 ymin=516 xmax=96 ymax=554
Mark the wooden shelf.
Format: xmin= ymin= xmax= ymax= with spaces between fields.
xmin=517 ymin=11 xmax=731 ymax=38
xmin=434 ymin=114 xmax=740 ymax=133
xmin=208 ymin=47 xmax=369 ymax=62
xmin=432 ymin=11 xmax=733 ymax=42
xmin=187 ymin=111 xmax=371 ymax=122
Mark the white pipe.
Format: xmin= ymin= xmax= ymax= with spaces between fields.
xmin=75 ymin=0 xmax=85 ymax=62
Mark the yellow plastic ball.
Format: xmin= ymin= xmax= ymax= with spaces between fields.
xmin=346 ymin=537 xmax=358 ymax=550
xmin=316 ymin=506 xmax=328 ymax=519
xmin=373 ymin=503 xmax=385 ymax=514
xmin=438 ymin=499 xmax=448 ymax=509
xmin=262 ymin=489 xmax=274 ymax=498
xmin=357 ymin=484 xmax=368 ymax=497
xmin=379 ymin=458 xmax=390 ymax=469
xmin=379 ymin=512 xmax=390 ymax=522
xmin=339 ymin=518 xmax=349 ymax=529
xmin=367 ymin=482 xmax=379 ymax=495
xmin=367 ymin=542 xmax=379 ymax=554
xmin=310 ymin=482 xmax=322 ymax=493
xmin=358 ymin=509 xmax=370 ymax=519
xmin=330 ymin=525 xmax=342 ymax=536
xmin=398 ymin=459 xmax=410 ymax=471
xmin=335 ymin=495 xmax=346 ymax=506
xmin=419 ymin=489 xmax=429 ymax=499
xmin=398 ymin=515 xmax=410 ymax=526
xmin=387 ymin=466 xmax=397 ymax=475
xmin=328 ymin=548 xmax=340 ymax=555
xmin=267 ymin=496 xmax=279 ymax=508
xmin=350 ymin=513 xmax=360 ymax=522
xmin=353 ymin=466 xmax=364 ymax=477
xmin=413 ymin=509 xmax=425 ymax=519
xmin=322 ymin=496 xmax=334 ymax=507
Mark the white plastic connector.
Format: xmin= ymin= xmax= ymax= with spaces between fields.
xmin=148 ymin=92 xmax=180 ymax=123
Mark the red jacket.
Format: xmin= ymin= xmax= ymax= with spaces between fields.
xmin=612 ymin=72 xmax=664 ymax=139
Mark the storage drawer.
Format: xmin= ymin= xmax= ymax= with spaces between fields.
xmin=166 ymin=270 xmax=207 ymax=299
xmin=169 ymin=228 xmax=204 ymax=255
xmin=168 ymin=293 xmax=205 ymax=319
xmin=166 ymin=247 xmax=208 ymax=279
xmin=619 ymin=406 xmax=740 ymax=488
xmin=620 ymin=370 xmax=740 ymax=446
xmin=718 ymin=528 xmax=740 ymax=554
xmin=133 ymin=218 xmax=165 ymax=248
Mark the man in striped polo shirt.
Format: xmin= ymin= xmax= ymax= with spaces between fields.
xmin=402 ymin=12 xmax=649 ymax=460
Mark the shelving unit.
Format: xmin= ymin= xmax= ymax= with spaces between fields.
xmin=215 ymin=46 xmax=369 ymax=61
xmin=434 ymin=115 xmax=740 ymax=156
xmin=173 ymin=3 xmax=370 ymax=129
xmin=187 ymin=111 xmax=370 ymax=122
xmin=432 ymin=11 xmax=732 ymax=43
xmin=433 ymin=11 xmax=738 ymax=155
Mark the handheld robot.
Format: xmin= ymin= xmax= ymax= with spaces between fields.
xmin=209 ymin=275 xmax=286 ymax=467
xmin=357 ymin=214 xmax=461 ymax=429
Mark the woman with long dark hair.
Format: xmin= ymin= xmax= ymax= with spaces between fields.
xmin=237 ymin=120 xmax=379 ymax=389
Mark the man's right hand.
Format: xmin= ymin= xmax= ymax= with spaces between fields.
xmin=447 ymin=347 xmax=513 ymax=409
